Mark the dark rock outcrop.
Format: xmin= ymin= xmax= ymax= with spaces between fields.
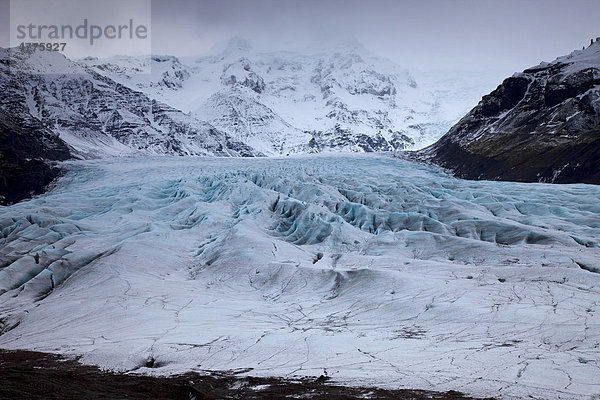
xmin=418 ymin=42 xmax=600 ymax=184
xmin=0 ymin=110 xmax=71 ymax=205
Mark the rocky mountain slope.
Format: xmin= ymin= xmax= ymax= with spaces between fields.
xmin=0 ymin=48 xmax=255 ymax=159
xmin=418 ymin=40 xmax=600 ymax=184
xmin=0 ymin=108 xmax=70 ymax=205
xmin=80 ymin=38 xmax=481 ymax=155
xmin=0 ymin=46 xmax=259 ymax=203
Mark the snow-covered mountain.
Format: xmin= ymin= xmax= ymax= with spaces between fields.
xmin=419 ymin=40 xmax=600 ymax=184
xmin=0 ymin=39 xmax=500 ymax=161
xmin=0 ymin=48 xmax=256 ymax=159
xmin=79 ymin=38 xmax=494 ymax=155
xmin=1 ymin=39 xmax=502 ymax=204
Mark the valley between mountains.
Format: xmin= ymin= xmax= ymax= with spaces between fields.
xmin=1 ymin=38 xmax=599 ymax=400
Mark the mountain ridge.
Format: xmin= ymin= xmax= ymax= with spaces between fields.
xmin=0 ymin=39 xmax=502 ymax=203
xmin=417 ymin=40 xmax=600 ymax=184
xmin=1 ymin=47 xmax=257 ymax=159
xmin=79 ymin=38 xmax=492 ymax=155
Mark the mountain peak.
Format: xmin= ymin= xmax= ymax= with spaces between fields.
xmin=226 ymin=37 xmax=252 ymax=52
xmin=421 ymin=37 xmax=600 ymax=184
xmin=209 ymin=37 xmax=253 ymax=56
xmin=333 ymin=37 xmax=367 ymax=53
xmin=526 ymin=37 xmax=600 ymax=77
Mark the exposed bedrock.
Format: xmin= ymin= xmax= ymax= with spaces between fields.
xmin=419 ymin=42 xmax=600 ymax=184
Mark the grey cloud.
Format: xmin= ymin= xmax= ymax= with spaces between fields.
xmin=2 ymin=0 xmax=598 ymax=73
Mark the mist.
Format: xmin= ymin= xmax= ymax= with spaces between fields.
xmin=1 ymin=0 xmax=599 ymax=74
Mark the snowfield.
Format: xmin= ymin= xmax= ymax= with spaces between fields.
xmin=0 ymin=155 xmax=599 ymax=400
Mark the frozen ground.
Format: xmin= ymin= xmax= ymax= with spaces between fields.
xmin=0 ymin=155 xmax=599 ymax=399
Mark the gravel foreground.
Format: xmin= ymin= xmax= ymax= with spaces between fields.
xmin=0 ymin=350 xmax=495 ymax=400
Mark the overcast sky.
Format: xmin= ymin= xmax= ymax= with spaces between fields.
xmin=1 ymin=0 xmax=599 ymax=74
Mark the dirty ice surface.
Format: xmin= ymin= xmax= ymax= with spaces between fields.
xmin=0 ymin=155 xmax=599 ymax=400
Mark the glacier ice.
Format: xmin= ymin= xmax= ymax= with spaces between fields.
xmin=0 ymin=154 xmax=599 ymax=400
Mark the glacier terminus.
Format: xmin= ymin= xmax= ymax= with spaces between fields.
xmin=0 ymin=155 xmax=598 ymax=400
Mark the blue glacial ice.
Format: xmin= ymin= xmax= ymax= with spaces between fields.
xmin=0 ymin=154 xmax=599 ymax=400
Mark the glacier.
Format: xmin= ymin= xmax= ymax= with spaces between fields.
xmin=0 ymin=155 xmax=599 ymax=399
